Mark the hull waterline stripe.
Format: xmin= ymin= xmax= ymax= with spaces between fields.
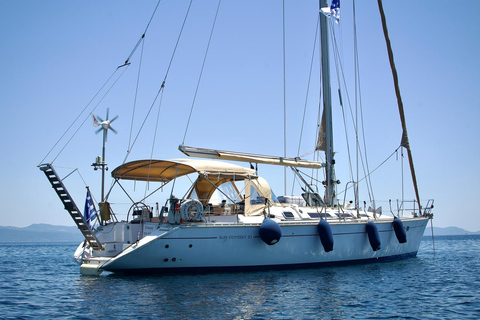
xmin=103 ymin=251 xmax=418 ymax=274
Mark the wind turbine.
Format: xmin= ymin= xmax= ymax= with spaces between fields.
xmin=92 ymin=108 xmax=118 ymax=139
xmin=91 ymin=108 xmax=118 ymax=202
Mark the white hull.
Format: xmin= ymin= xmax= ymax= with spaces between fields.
xmin=79 ymin=216 xmax=429 ymax=274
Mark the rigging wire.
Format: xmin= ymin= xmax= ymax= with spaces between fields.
xmin=121 ymin=0 xmax=194 ymax=165
xmin=353 ymin=0 xmax=376 ymax=207
xmin=40 ymin=66 xmax=130 ymax=166
xmin=163 ymin=0 xmax=194 ymax=84
xmin=124 ymin=0 xmax=163 ymax=66
xmin=127 ymin=35 xmax=145 ymax=154
xmin=182 ymin=0 xmax=223 ymax=144
xmin=325 ymin=14 xmax=365 ymax=207
xmin=329 ymin=18 xmax=355 ymax=199
xmin=291 ymin=15 xmax=320 ymax=196
xmin=121 ymin=83 xmax=164 ymax=165
xmin=296 ymin=15 xmax=319 ymax=159
xmin=283 ymin=0 xmax=287 ymax=196
xmin=39 ymin=0 xmax=164 ymax=166
xmin=39 ymin=67 xmax=121 ymax=165
xmin=328 ymin=4 xmax=377 ymax=207
xmin=144 ymin=88 xmax=166 ymax=198
xmin=337 ymin=146 xmax=400 ymax=196
xmin=106 ymin=0 xmax=195 ymax=202
xmin=353 ymin=0 xmax=360 ymax=209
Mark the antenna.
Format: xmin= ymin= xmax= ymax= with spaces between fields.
xmin=91 ymin=108 xmax=118 ymax=202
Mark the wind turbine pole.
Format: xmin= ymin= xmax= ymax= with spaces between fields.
xmin=101 ymin=128 xmax=107 ymax=202
xmin=91 ymin=108 xmax=118 ymax=204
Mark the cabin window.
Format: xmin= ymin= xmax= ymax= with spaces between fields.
xmin=249 ymin=185 xmax=279 ymax=204
xmin=189 ymin=189 xmax=199 ymax=201
xmin=307 ymin=212 xmax=332 ymax=219
xmin=282 ymin=211 xmax=295 ymax=219
xmin=338 ymin=213 xmax=354 ymax=218
xmin=250 ymin=186 xmax=264 ymax=205
xmin=210 ymin=182 xmax=241 ymax=205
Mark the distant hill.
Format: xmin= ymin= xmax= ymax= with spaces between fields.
xmin=424 ymin=226 xmax=480 ymax=236
xmin=0 ymin=224 xmax=83 ymax=243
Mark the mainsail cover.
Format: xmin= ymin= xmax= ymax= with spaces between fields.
xmin=179 ymin=145 xmax=323 ymax=169
xmin=315 ymin=108 xmax=327 ymax=151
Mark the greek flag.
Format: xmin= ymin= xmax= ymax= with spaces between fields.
xmin=84 ymin=190 xmax=97 ymax=228
xmin=321 ymin=0 xmax=340 ymax=23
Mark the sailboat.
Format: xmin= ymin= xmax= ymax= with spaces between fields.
xmin=39 ymin=0 xmax=433 ymax=275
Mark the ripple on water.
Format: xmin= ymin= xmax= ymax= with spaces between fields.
xmin=0 ymin=236 xmax=479 ymax=319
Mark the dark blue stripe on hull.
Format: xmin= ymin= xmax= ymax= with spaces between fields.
xmin=105 ymin=251 xmax=418 ymax=275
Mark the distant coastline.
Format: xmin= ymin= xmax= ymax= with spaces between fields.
xmin=0 ymin=224 xmax=83 ymax=243
xmin=422 ymin=226 xmax=480 ymax=236
xmin=0 ymin=223 xmax=479 ymax=243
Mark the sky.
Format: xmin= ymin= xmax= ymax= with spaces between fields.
xmin=1 ymin=0 xmax=479 ymax=231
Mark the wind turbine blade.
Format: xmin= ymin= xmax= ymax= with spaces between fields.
xmin=91 ymin=113 xmax=100 ymax=127
xmin=106 ymin=108 xmax=110 ymax=121
xmin=110 ymin=126 xmax=118 ymax=134
xmin=110 ymin=115 xmax=119 ymax=123
xmin=95 ymin=127 xmax=103 ymax=135
xmin=96 ymin=115 xmax=104 ymax=122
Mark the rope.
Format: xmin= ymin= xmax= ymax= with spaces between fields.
xmin=337 ymin=146 xmax=400 ymax=196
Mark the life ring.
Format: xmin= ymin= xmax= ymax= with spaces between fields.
xmin=180 ymin=199 xmax=204 ymax=221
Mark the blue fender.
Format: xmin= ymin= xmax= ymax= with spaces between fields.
xmin=317 ymin=219 xmax=334 ymax=252
xmin=366 ymin=221 xmax=381 ymax=251
xmin=259 ymin=218 xmax=282 ymax=245
xmin=392 ymin=217 xmax=407 ymax=243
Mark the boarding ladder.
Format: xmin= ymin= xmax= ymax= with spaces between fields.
xmin=39 ymin=163 xmax=102 ymax=250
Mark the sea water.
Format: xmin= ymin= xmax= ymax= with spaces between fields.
xmin=0 ymin=235 xmax=479 ymax=319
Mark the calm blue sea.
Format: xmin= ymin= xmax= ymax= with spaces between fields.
xmin=0 ymin=235 xmax=479 ymax=319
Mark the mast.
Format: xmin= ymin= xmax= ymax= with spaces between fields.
xmin=319 ymin=0 xmax=337 ymax=207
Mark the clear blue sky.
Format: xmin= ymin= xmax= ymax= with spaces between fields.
xmin=1 ymin=1 xmax=479 ymax=231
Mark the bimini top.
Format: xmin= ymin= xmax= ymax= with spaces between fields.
xmin=111 ymin=159 xmax=256 ymax=182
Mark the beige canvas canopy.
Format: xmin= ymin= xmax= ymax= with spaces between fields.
xmin=111 ymin=159 xmax=256 ymax=182
xmin=245 ymin=177 xmax=273 ymax=216
xmin=112 ymin=159 xmax=256 ymax=206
